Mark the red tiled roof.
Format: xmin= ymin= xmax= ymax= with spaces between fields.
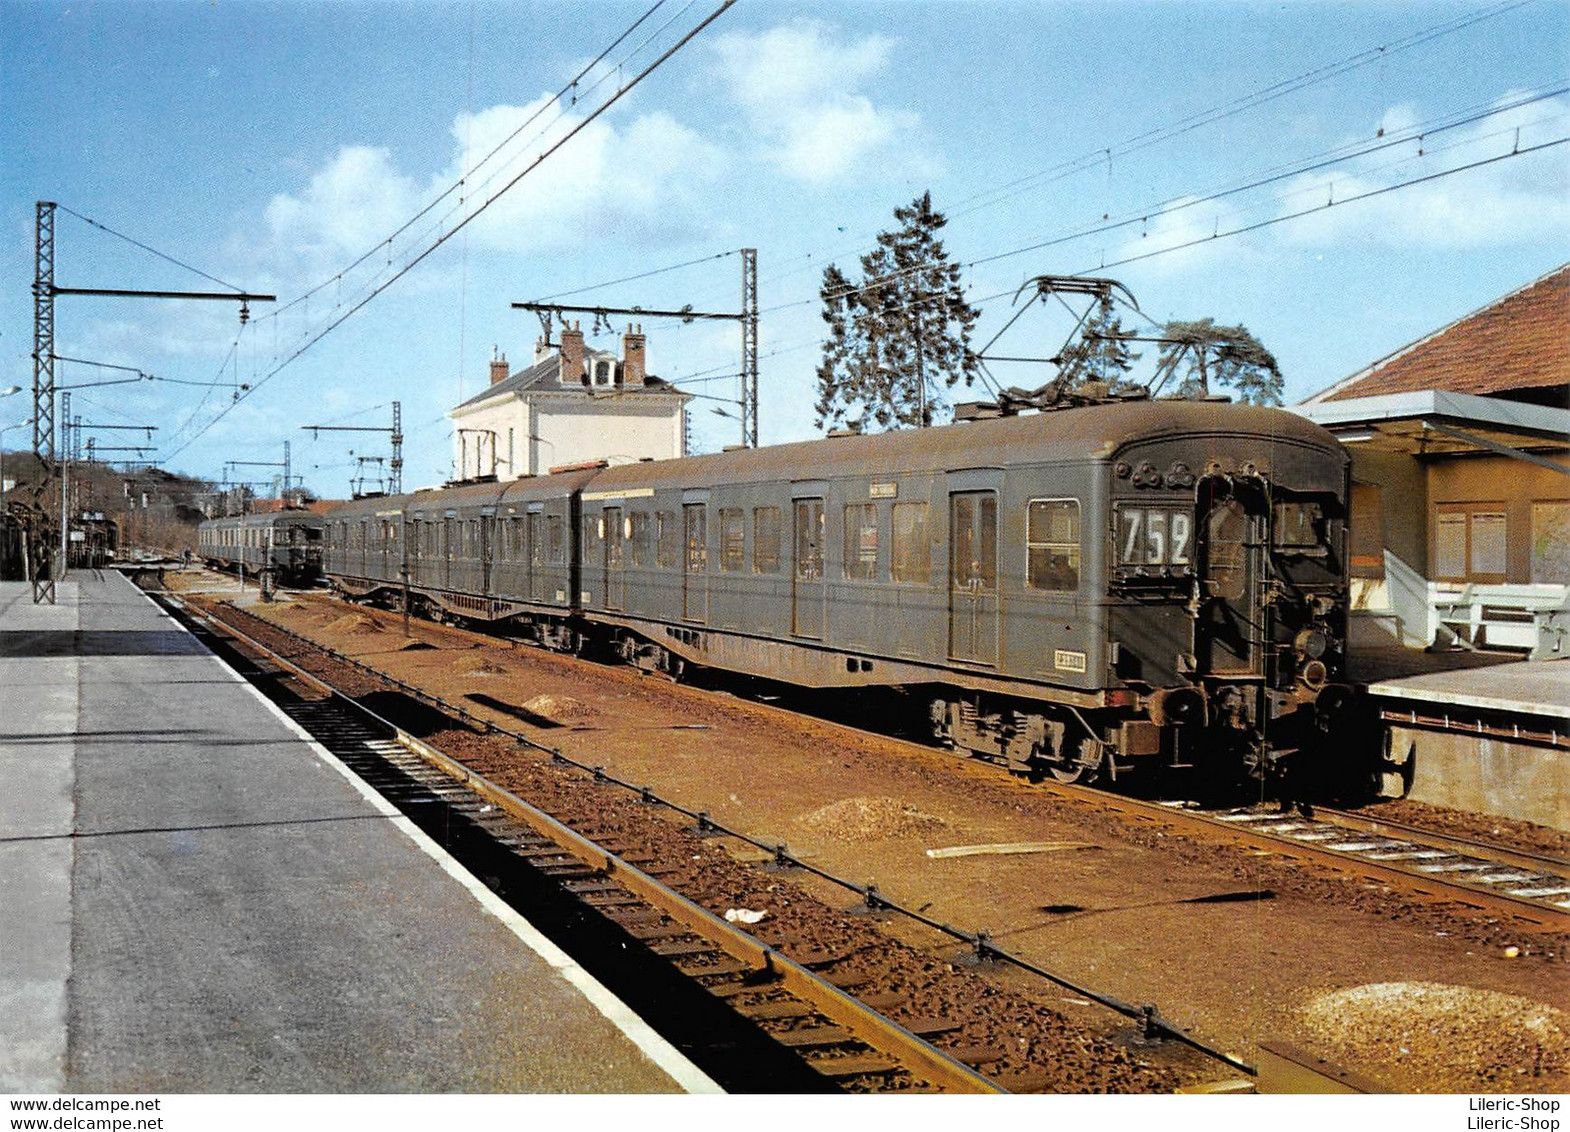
xmin=1314 ymin=265 xmax=1570 ymax=402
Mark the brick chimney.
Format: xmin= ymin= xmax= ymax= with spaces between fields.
xmin=489 ymin=350 xmax=510 ymax=387
xmin=560 ymin=321 xmax=585 ymax=385
xmin=622 ymin=323 xmax=646 ymax=387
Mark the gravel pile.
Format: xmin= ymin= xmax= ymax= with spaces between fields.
xmin=1299 ymin=981 xmax=1570 ymax=1092
xmin=324 ymin=612 xmax=383 ymax=635
xmin=520 ymin=693 xmax=593 ymax=722
xmin=798 ymin=796 xmax=950 ymax=842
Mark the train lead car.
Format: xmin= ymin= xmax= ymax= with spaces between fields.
xmin=319 ymin=401 xmax=1371 ymax=793
xmin=198 ymin=510 xmax=325 ymax=588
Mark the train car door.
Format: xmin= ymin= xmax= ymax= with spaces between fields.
xmin=527 ymin=508 xmax=546 ymax=602
xmin=791 ymin=497 xmax=825 ymax=639
xmin=682 ymin=502 xmax=708 ymax=622
xmin=1196 ymin=480 xmax=1264 ymax=676
xmin=479 ymin=510 xmax=494 ymax=594
xmin=442 ymin=513 xmax=455 ymax=589
xmin=603 ymin=506 xmax=625 ymax=611
xmin=948 ymin=490 xmax=999 ymax=664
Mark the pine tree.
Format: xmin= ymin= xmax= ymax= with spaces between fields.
xmin=814 ymin=193 xmax=979 ymax=430
xmin=1054 ymin=295 xmax=1142 ymax=396
xmin=1154 ymin=318 xmax=1283 ymax=405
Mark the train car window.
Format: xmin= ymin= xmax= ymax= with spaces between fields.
xmin=547 ymin=515 xmax=565 ymax=565
xmin=950 ymin=493 xmax=996 ymax=590
xmin=890 ymin=502 xmax=929 ymax=584
xmin=795 ymin=500 xmax=824 ymax=580
xmin=629 ymin=511 xmax=651 ymax=567
xmin=525 ymin=514 xmax=541 ymax=567
xmin=1272 ymin=501 xmax=1325 ymax=553
xmin=843 ymin=503 xmax=878 ymax=580
xmin=1026 ymin=499 xmax=1080 ymax=591
xmin=752 ymin=507 xmax=781 ymax=574
xmin=656 ymin=511 xmax=678 ymax=568
xmin=1205 ymin=500 xmax=1250 ymax=600
xmin=684 ymin=504 xmax=708 ymax=574
xmin=719 ymin=508 xmax=745 ymax=571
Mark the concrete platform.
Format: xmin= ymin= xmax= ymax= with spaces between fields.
xmin=0 ymin=573 xmax=714 ymax=1093
xmin=1369 ymin=658 xmax=1569 ymax=723
xmin=1368 ymin=659 xmax=1567 ymax=831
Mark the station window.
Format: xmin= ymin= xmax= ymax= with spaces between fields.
xmin=890 ymin=502 xmax=929 ymax=584
xmin=752 ymin=507 xmax=781 ymax=574
xmin=1435 ymin=503 xmax=1506 ymax=582
xmin=718 ymin=508 xmax=745 ymax=571
xmin=1027 ymin=499 xmax=1080 ymax=591
xmin=843 ymin=503 xmax=879 ymax=580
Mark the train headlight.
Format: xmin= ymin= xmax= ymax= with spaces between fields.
xmin=1293 ymin=627 xmax=1329 ymax=661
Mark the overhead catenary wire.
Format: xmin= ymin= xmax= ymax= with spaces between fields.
xmin=158 ymin=0 xmax=739 ymax=465
xmin=143 ymin=2 xmax=1552 ymax=471
xmin=731 ymin=0 xmax=1540 ymax=309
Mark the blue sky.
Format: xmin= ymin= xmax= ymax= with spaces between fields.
xmin=2 ymin=0 xmax=1566 ymax=496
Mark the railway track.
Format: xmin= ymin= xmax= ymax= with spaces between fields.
xmin=152 ymin=586 xmax=1012 ymax=1094
xmin=216 ymin=579 xmax=1568 ymax=938
xmin=1204 ymin=806 xmax=1570 ymax=931
xmin=147 ymin=574 xmax=1570 ymax=1093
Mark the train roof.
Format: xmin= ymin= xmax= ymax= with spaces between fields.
xmin=314 ymin=402 xmax=1342 ymax=520
xmin=586 ymin=400 xmax=1342 ymax=491
xmin=201 ymin=510 xmax=324 ymax=528
xmin=322 ymin=466 xmax=604 ymax=520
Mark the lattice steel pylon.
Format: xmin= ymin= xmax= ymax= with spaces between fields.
xmin=28 ymin=200 xmax=275 ymax=601
xmin=32 ymin=202 xmax=58 ymax=604
xmin=740 ymin=248 xmax=758 ymax=449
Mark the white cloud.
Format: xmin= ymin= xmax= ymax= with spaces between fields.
xmin=707 ymin=21 xmax=927 ymax=184
xmin=253 ymin=98 xmax=723 ymax=284
xmin=262 ymin=145 xmax=422 ymax=265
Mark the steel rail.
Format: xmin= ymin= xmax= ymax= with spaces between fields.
xmin=1313 ymin=806 xmax=1568 ymax=876
xmin=160 ymin=589 xmax=1003 ymax=1095
xmin=1092 ymin=798 xmax=1570 ymax=933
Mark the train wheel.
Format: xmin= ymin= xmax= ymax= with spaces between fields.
xmin=1049 ymin=736 xmax=1104 ymax=785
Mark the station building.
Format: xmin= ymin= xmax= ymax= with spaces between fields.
xmin=1295 ymin=264 xmax=1570 ymax=661
xmin=448 ymin=323 xmax=690 ymax=481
